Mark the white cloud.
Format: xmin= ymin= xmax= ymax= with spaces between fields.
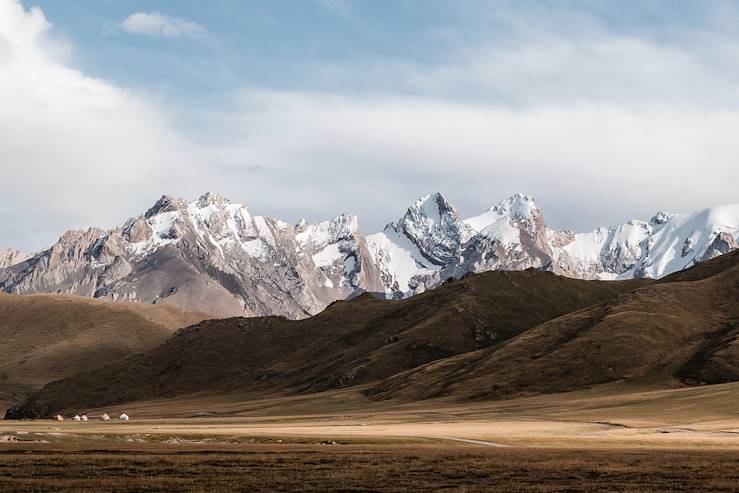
xmin=120 ymin=12 xmax=206 ymax=38
xmin=1 ymin=0 xmax=738 ymax=252
xmin=210 ymin=91 xmax=739 ymax=233
xmin=0 ymin=0 xmax=205 ymax=250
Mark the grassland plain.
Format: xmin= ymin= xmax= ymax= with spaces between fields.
xmin=2 ymin=383 xmax=739 ymax=492
xmin=2 ymin=443 xmax=739 ymax=492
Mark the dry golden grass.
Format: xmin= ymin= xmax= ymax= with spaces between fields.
xmin=0 ymin=292 xmax=209 ymax=414
xmin=1 ymin=443 xmax=738 ymax=492
xmin=2 ymin=381 xmax=739 ymax=491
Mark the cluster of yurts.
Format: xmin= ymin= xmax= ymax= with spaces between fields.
xmin=53 ymin=413 xmax=129 ymax=422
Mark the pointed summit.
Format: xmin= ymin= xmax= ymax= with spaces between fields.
xmin=144 ymin=195 xmax=187 ymax=218
xmin=401 ymin=192 xmax=460 ymax=233
xmin=464 ymin=193 xmax=542 ymax=234
xmin=196 ymin=191 xmax=230 ymax=208
xmin=650 ymin=211 xmax=673 ymax=225
xmin=395 ymin=192 xmax=471 ymax=265
xmin=0 ymin=248 xmax=29 ymax=268
xmin=490 ymin=193 xmax=540 ymax=221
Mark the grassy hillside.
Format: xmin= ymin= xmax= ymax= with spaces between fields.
xmin=6 ymin=269 xmax=644 ymax=417
xmin=0 ymin=293 xmax=208 ymax=415
xmin=368 ymin=250 xmax=739 ymax=401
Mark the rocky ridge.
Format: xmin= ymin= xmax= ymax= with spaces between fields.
xmin=0 ymin=249 xmax=28 ymax=269
xmin=0 ymin=193 xmax=382 ymax=318
xmin=1 ymin=192 xmax=737 ymax=316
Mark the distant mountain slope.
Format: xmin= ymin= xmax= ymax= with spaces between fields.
xmin=5 ymin=270 xmax=644 ymax=418
xmin=0 ymin=249 xmax=28 ymax=268
xmin=369 ymin=193 xmax=739 ymax=297
xmin=367 ymin=250 xmax=739 ymax=402
xmin=2 ymin=192 xmax=737 ymax=316
xmin=0 ymin=193 xmax=383 ymax=319
xmin=0 ymin=293 xmax=207 ymax=415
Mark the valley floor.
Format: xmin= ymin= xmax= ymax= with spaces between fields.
xmin=2 ymin=382 xmax=739 ymax=491
xmin=2 ymin=444 xmax=739 ymax=492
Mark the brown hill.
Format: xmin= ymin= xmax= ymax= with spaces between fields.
xmin=0 ymin=293 xmax=208 ymax=415
xmin=367 ymin=250 xmax=739 ymax=402
xmin=5 ymin=269 xmax=644 ymax=418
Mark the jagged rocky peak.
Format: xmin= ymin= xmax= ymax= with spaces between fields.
xmin=650 ymin=210 xmax=673 ymax=226
xmin=2 ymin=190 xmax=738 ymax=318
xmin=493 ymin=193 xmax=545 ymax=231
xmin=145 ymin=195 xmax=188 ymax=218
xmin=296 ymin=213 xmax=359 ymax=248
xmin=403 ymin=192 xmax=460 ymax=226
xmin=700 ymin=231 xmax=739 ymax=262
xmin=395 ymin=192 xmax=471 ymax=265
xmin=491 ymin=193 xmax=539 ymax=219
xmin=196 ymin=191 xmax=230 ymax=208
xmin=295 ymin=218 xmax=308 ymax=233
xmin=463 ymin=193 xmax=548 ymax=249
xmin=0 ymin=248 xmax=29 ymax=269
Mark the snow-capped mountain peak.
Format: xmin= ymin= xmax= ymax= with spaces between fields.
xmin=393 ymin=192 xmax=473 ymax=266
xmin=491 ymin=193 xmax=539 ymax=220
xmin=464 ymin=193 xmax=541 ymax=232
xmin=0 ymin=248 xmax=29 ymax=269
xmin=2 ymin=192 xmax=737 ymax=315
xmin=0 ymin=192 xmax=383 ymax=319
xmin=196 ymin=191 xmax=230 ymax=208
xmin=649 ymin=210 xmax=673 ymax=226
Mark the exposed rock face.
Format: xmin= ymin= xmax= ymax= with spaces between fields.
xmin=0 ymin=193 xmax=383 ymax=319
xmin=700 ymin=232 xmax=739 ymax=262
xmin=368 ymin=193 xmax=739 ymax=297
xmin=2 ymin=192 xmax=738 ymax=314
xmin=0 ymin=249 xmax=28 ymax=269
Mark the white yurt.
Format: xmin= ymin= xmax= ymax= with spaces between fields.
xmin=101 ymin=413 xmax=111 ymax=421
xmin=54 ymin=414 xmax=64 ymax=421
xmin=81 ymin=415 xmax=88 ymax=421
xmin=73 ymin=415 xmax=81 ymax=421
xmin=119 ymin=413 xmax=129 ymax=421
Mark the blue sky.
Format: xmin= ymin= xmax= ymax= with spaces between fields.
xmin=1 ymin=0 xmax=739 ymax=250
xmin=32 ymin=0 xmax=738 ymax=103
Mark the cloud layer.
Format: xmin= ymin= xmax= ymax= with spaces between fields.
xmin=0 ymin=0 xmax=738 ymax=252
xmin=120 ymin=12 xmax=206 ymax=38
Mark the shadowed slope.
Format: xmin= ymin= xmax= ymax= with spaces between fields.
xmin=0 ymin=293 xmax=208 ymax=415
xmin=6 ymin=270 xmax=644 ymax=418
xmin=367 ymin=250 xmax=739 ymax=402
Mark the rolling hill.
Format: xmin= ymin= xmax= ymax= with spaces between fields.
xmin=367 ymin=250 xmax=739 ymax=402
xmin=5 ymin=269 xmax=644 ymax=418
xmin=0 ymin=293 xmax=208 ymax=416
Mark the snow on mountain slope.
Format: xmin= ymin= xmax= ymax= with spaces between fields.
xmin=550 ymin=204 xmax=739 ymax=280
xmin=369 ymin=193 xmax=739 ymax=297
xmin=628 ymin=204 xmax=739 ymax=278
xmin=549 ymin=220 xmax=652 ymax=280
xmin=1 ymin=191 xmax=737 ymax=313
xmin=464 ymin=193 xmax=541 ymax=240
xmin=0 ymin=193 xmax=383 ymax=319
xmin=366 ymin=193 xmax=467 ymax=297
xmin=368 ymin=193 xmax=552 ymax=298
xmin=0 ymin=249 xmax=28 ymax=269
xmin=366 ymin=223 xmax=442 ymax=297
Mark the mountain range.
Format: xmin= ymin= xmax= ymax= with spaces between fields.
xmin=7 ymin=248 xmax=738 ymax=419
xmin=1 ymin=192 xmax=737 ymax=318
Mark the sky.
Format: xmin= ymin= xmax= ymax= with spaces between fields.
xmin=1 ymin=0 xmax=738 ymax=251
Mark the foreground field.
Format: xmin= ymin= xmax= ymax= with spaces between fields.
xmin=2 ymin=443 xmax=739 ymax=492
xmin=2 ymin=383 xmax=738 ymax=491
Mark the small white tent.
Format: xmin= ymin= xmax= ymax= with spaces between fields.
xmin=101 ymin=413 xmax=111 ymax=421
xmin=81 ymin=415 xmax=88 ymax=421
xmin=119 ymin=413 xmax=129 ymax=421
xmin=73 ymin=415 xmax=81 ymax=421
xmin=54 ymin=414 xmax=64 ymax=421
